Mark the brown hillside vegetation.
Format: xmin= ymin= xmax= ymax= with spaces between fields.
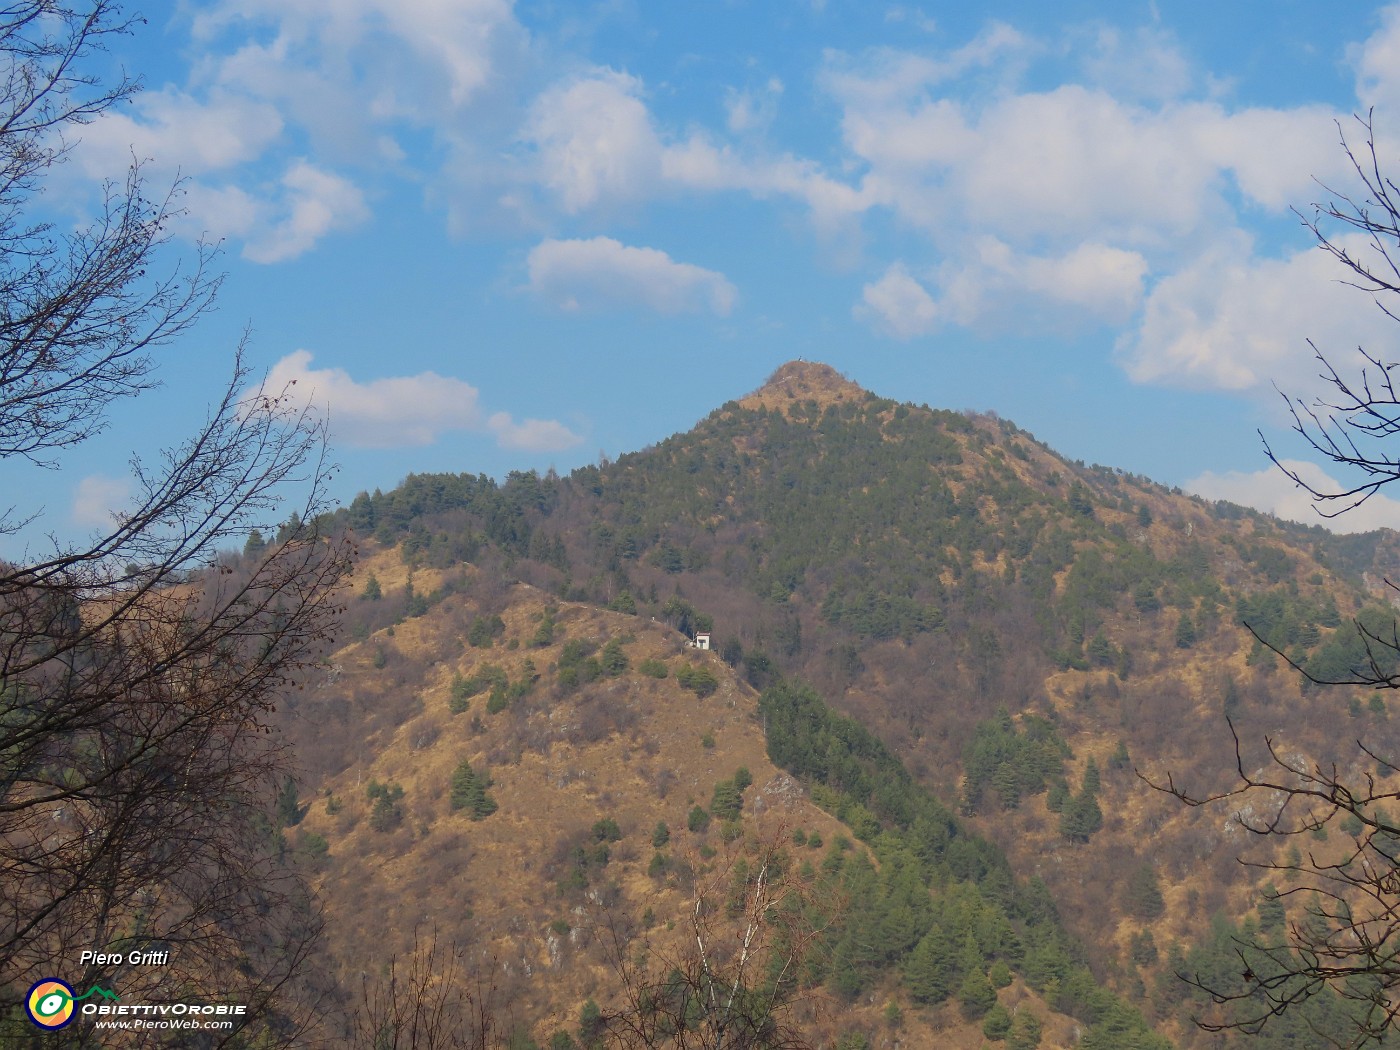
xmin=296 ymin=360 xmax=1400 ymax=1047
xmin=738 ymin=360 xmax=868 ymax=415
xmin=640 ymin=368 xmax=1400 ymax=1003
xmin=282 ymin=547 xmax=1085 ymax=1047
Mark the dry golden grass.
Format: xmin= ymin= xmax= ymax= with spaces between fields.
xmin=737 ymin=360 xmax=868 ymax=415
xmin=285 ymin=544 xmax=1097 ymax=1045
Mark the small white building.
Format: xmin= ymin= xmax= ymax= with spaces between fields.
xmin=692 ymin=632 xmax=711 ymax=651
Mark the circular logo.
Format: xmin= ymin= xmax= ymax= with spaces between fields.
xmin=25 ymin=978 xmax=76 ymax=1029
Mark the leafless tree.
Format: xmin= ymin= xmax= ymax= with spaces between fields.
xmin=595 ymin=825 xmax=837 ymax=1050
xmin=0 ymin=4 xmax=348 ymax=1045
xmin=1155 ymin=722 xmax=1400 ymax=1043
xmin=1154 ymin=111 xmax=1400 ymax=1047
xmin=1265 ymin=110 xmax=1400 ymax=525
xmin=350 ymin=928 xmax=511 ymax=1050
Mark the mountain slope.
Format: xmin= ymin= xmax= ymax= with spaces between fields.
xmin=309 ymin=361 xmax=1400 ymax=1047
xmin=280 ymin=552 xmax=1121 ymax=1047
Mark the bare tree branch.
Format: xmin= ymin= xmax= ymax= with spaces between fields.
xmin=0 ymin=6 xmax=348 ymax=1045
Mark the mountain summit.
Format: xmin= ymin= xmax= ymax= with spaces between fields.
xmin=306 ymin=362 xmax=1400 ymax=1049
xmin=739 ymin=360 xmax=867 ymax=413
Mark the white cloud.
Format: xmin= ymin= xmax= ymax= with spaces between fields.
xmin=72 ymin=475 xmax=131 ymax=529
xmin=1019 ymin=241 xmax=1148 ymax=318
xmin=856 ymin=263 xmax=938 ymax=338
xmin=527 ymin=237 xmax=737 ymax=315
xmin=936 ymin=238 xmax=1147 ymax=328
xmin=1194 ymin=103 xmax=1347 ymax=212
xmin=1353 ymin=4 xmax=1400 ymax=118
xmin=1118 ymin=230 xmax=1400 ymax=393
xmin=857 ymin=242 xmax=1146 ymax=338
xmin=658 ymin=136 xmax=869 ymax=235
xmin=516 ymin=67 xmax=867 ymax=231
xmin=1080 ymin=25 xmax=1193 ymax=102
xmin=76 ymin=88 xmax=285 ymax=178
xmin=522 ymin=71 xmax=663 ymax=213
xmin=487 ymin=413 xmax=584 ymax=452
xmin=258 ymin=350 xmax=582 ymax=451
xmin=61 ymin=0 xmax=529 ymax=262
xmin=242 ymin=162 xmax=370 ymax=264
xmin=820 ymin=23 xmax=1032 ymax=109
xmin=198 ymin=0 xmax=521 ymax=111
xmin=173 ymin=182 xmax=264 ymax=243
xmin=1186 ymin=459 xmax=1400 ymax=534
xmin=883 ymin=7 xmax=938 ymax=33
xmin=807 ymin=26 xmax=1388 ymax=364
xmin=725 ymin=78 xmax=784 ymax=135
xmin=823 ymin=48 xmax=1343 ymax=245
xmin=172 ymin=162 xmax=369 ymax=264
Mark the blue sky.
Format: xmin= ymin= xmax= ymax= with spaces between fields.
xmin=12 ymin=0 xmax=1400 ymax=554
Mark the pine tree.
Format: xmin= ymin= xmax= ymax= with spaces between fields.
xmin=958 ymin=967 xmax=998 ymax=1020
xmin=1124 ymin=864 xmax=1165 ymax=919
xmin=450 ymin=761 xmax=497 ymax=820
xmin=275 ymin=776 xmax=303 ymax=828
xmin=1006 ymin=1011 xmax=1043 ymax=1050
xmin=982 ymin=1002 xmax=1012 ymax=1040
xmin=1059 ymin=792 xmax=1103 ymax=843
xmin=711 ymin=779 xmax=744 ymax=821
xmin=1257 ymin=885 xmax=1286 ymax=933
xmin=901 ymin=929 xmax=957 ymax=1002
xmin=1175 ymin=611 xmax=1196 ymax=649
xmin=877 ymin=903 xmax=918 ymax=961
xmin=1082 ymin=757 xmax=1101 ymax=796
xmin=601 ymin=637 xmax=629 ymax=676
xmin=992 ymin=763 xmax=1021 ymax=809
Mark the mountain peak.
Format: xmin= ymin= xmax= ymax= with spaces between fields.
xmin=739 ymin=360 xmax=867 ymax=413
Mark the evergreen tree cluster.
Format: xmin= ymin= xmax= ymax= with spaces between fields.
xmin=1056 ymin=759 xmax=1104 ymax=844
xmin=709 ymin=767 xmax=753 ymax=822
xmin=1302 ymin=602 xmax=1400 ymax=686
xmin=676 ymin=662 xmax=720 ymax=697
xmin=312 ymin=374 xmax=1396 ymax=1047
xmin=274 ymin=776 xmax=304 ymax=828
xmin=961 ymin=708 xmax=1071 ymax=812
xmin=758 ymin=680 xmax=1163 ymax=1047
xmin=449 ymin=761 xmax=498 ymax=820
xmin=1160 ymin=908 xmax=1394 ymax=1049
xmin=531 ymin=605 xmax=558 ymax=648
xmin=335 ymin=469 xmax=553 ymax=560
xmin=367 ymin=780 xmax=405 ymax=832
xmin=467 ymin=613 xmax=506 ymax=648
xmin=449 ymin=664 xmax=507 ymax=714
xmin=557 ymin=639 xmax=602 ymax=692
xmin=821 ymin=585 xmax=944 ymax=641
xmin=447 ymin=661 xmax=536 ymax=716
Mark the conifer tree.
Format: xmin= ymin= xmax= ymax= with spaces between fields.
xmin=1124 ymin=864 xmax=1165 ymax=920
xmin=958 ymin=967 xmax=997 ymax=1020
xmin=450 ymin=761 xmax=497 ymax=820
xmin=1007 ymin=1010 xmax=1043 ymax=1050
xmin=275 ymin=776 xmax=304 ymax=828
xmin=904 ymin=927 xmax=955 ymax=1004
xmin=1082 ymin=757 xmax=1101 ymax=796
xmin=982 ymin=1002 xmax=1012 ymax=1040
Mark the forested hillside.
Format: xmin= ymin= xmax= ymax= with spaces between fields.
xmin=292 ymin=361 xmax=1400 ymax=1047
xmin=277 ymin=553 xmax=1169 ymax=1047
